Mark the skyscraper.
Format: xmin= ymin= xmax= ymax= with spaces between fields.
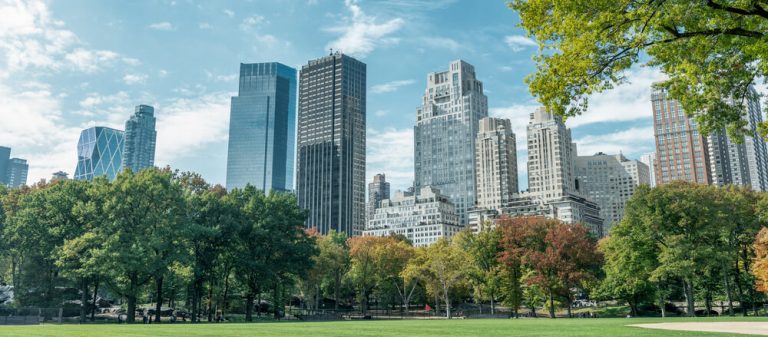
xmin=6 ymin=158 xmax=28 ymax=188
xmin=574 ymin=153 xmax=650 ymax=234
xmin=74 ymin=127 xmax=125 ymax=181
xmin=652 ymin=86 xmax=711 ymax=185
xmin=414 ymin=60 xmax=488 ymax=225
xmin=226 ymin=62 xmax=297 ymax=192
xmin=295 ymin=52 xmax=366 ymax=236
xmin=367 ymin=173 xmax=390 ymax=223
xmin=707 ymin=86 xmax=768 ymax=191
xmin=639 ymin=153 xmax=657 ymax=187
xmin=475 ymin=117 xmax=518 ymax=211
xmin=0 ymin=146 xmax=9 ymax=186
xmin=527 ymin=107 xmax=577 ymax=199
xmin=122 ymin=104 xmax=157 ymax=173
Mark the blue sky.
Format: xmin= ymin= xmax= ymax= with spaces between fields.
xmin=0 ymin=0 xmax=665 ymax=192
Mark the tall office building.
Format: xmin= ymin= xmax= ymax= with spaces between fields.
xmin=652 ymin=86 xmax=711 ymax=185
xmin=414 ymin=60 xmax=488 ymax=225
xmin=475 ymin=117 xmax=518 ymax=211
xmin=707 ymin=86 xmax=768 ymax=191
xmin=74 ymin=127 xmax=125 ymax=181
xmin=639 ymin=153 xmax=657 ymax=187
xmin=527 ymin=107 xmax=577 ymax=199
xmin=0 ymin=146 xmax=9 ymax=186
xmin=226 ymin=62 xmax=297 ymax=192
xmin=575 ymin=153 xmax=650 ymax=234
xmin=295 ymin=52 xmax=366 ymax=236
xmin=6 ymin=158 xmax=28 ymax=188
xmin=367 ymin=173 xmax=390 ymax=224
xmin=122 ymin=105 xmax=157 ymax=173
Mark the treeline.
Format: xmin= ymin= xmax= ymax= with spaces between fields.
xmin=1 ymin=170 xmax=767 ymax=322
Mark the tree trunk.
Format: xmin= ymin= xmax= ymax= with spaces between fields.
xmin=273 ymin=283 xmax=280 ymax=319
xmin=683 ymin=279 xmax=695 ymax=317
xmin=191 ymin=283 xmax=198 ymax=323
xmin=207 ymin=282 xmax=213 ymax=322
xmin=257 ymin=292 xmax=262 ymax=317
xmin=658 ymin=286 xmax=666 ymax=318
xmin=705 ymin=289 xmax=712 ymax=316
xmin=334 ymin=270 xmax=340 ymax=310
xmin=723 ymin=268 xmax=734 ymax=316
xmin=491 ymin=287 xmax=496 ymax=315
xmin=548 ymin=288 xmax=555 ymax=319
xmin=91 ymin=279 xmax=99 ymax=321
xmin=222 ymin=272 xmax=230 ymax=318
xmin=245 ymin=294 xmax=254 ymax=322
xmin=443 ymin=288 xmax=451 ymax=319
xmin=155 ymin=276 xmax=164 ymax=323
xmin=127 ymin=295 xmax=137 ymax=324
xmin=79 ymin=277 xmax=88 ymax=323
xmin=566 ymin=297 xmax=572 ymax=318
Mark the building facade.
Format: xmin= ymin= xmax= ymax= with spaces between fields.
xmin=574 ymin=153 xmax=650 ymax=234
xmin=122 ymin=105 xmax=157 ymax=173
xmin=227 ymin=62 xmax=297 ymax=192
xmin=414 ymin=60 xmax=488 ymax=225
xmin=74 ymin=127 xmax=125 ymax=181
xmin=497 ymin=192 xmax=604 ymax=236
xmin=639 ymin=153 xmax=657 ymax=187
xmin=367 ymin=173 xmax=390 ymax=223
xmin=527 ymin=107 xmax=577 ymax=199
xmin=652 ymin=86 xmax=711 ymax=185
xmin=363 ymin=186 xmax=461 ymax=247
xmin=707 ymin=86 xmax=768 ymax=191
xmin=295 ymin=53 xmax=366 ymax=236
xmin=475 ymin=117 xmax=518 ymax=211
xmin=0 ymin=146 xmax=9 ymax=186
xmin=6 ymin=158 xmax=28 ymax=188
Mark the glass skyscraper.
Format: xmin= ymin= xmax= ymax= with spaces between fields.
xmin=74 ymin=127 xmax=125 ymax=181
xmin=6 ymin=158 xmax=28 ymax=188
xmin=0 ymin=146 xmax=9 ymax=186
xmin=122 ymin=104 xmax=157 ymax=173
xmin=414 ymin=60 xmax=488 ymax=225
xmin=226 ymin=62 xmax=297 ymax=192
xmin=295 ymin=52 xmax=366 ymax=237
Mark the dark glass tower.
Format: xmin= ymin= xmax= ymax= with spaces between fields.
xmin=226 ymin=62 xmax=297 ymax=192
xmin=296 ymin=52 xmax=366 ymax=236
xmin=122 ymin=105 xmax=157 ymax=173
xmin=0 ymin=146 xmax=9 ymax=185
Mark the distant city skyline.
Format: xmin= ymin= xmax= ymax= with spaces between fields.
xmin=0 ymin=0 xmax=684 ymax=194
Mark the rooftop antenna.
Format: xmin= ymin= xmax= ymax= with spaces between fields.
xmin=329 ymin=48 xmax=333 ymax=56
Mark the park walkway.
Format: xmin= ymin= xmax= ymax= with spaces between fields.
xmin=630 ymin=322 xmax=768 ymax=335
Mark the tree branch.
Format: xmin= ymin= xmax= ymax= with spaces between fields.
xmin=706 ymin=0 xmax=768 ymax=20
xmin=662 ymin=25 xmax=764 ymax=38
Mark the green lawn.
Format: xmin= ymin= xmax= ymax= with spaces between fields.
xmin=0 ymin=317 xmax=766 ymax=337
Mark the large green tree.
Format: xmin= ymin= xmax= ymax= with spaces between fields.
xmin=510 ymin=0 xmax=768 ymax=137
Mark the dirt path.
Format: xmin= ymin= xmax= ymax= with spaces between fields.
xmin=629 ymin=322 xmax=768 ymax=335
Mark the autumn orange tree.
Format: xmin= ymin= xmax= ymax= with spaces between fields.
xmin=753 ymin=227 xmax=768 ymax=293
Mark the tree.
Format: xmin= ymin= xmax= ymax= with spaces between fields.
xmin=79 ymin=168 xmax=186 ymax=323
xmin=455 ymin=228 xmax=503 ymax=315
xmin=405 ymin=238 xmax=470 ymax=318
xmin=373 ymin=236 xmax=415 ymax=312
xmin=509 ymin=0 xmax=768 ymax=138
xmin=347 ymin=236 xmax=388 ymax=314
xmin=314 ymin=230 xmax=350 ymax=310
xmin=497 ymin=216 xmax=549 ymax=316
xmin=753 ymin=227 xmax=768 ymax=293
xmin=523 ymin=220 xmax=602 ymax=318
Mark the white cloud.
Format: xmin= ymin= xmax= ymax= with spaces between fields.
xmin=419 ymin=36 xmax=460 ymax=52
xmin=504 ymin=35 xmax=537 ymax=52
xmin=122 ymin=73 xmax=148 ymax=85
xmin=490 ymin=103 xmax=538 ymax=149
xmin=325 ymin=0 xmax=404 ymax=57
xmin=499 ymin=65 xmax=514 ymax=72
xmin=223 ymin=9 xmax=235 ymax=17
xmin=76 ymin=91 xmax=133 ymax=127
xmin=158 ymin=69 xmax=168 ymax=78
xmin=148 ymin=22 xmax=175 ymax=30
xmin=371 ymin=79 xmax=414 ymax=94
xmin=367 ymin=128 xmax=414 ymax=193
xmin=240 ymin=15 xmax=266 ymax=31
xmin=0 ymin=0 xmax=135 ymax=75
xmin=568 ymin=66 xmax=664 ymax=127
xmin=154 ymin=92 xmax=233 ymax=164
xmin=574 ymin=127 xmax=656 ymax=157
xmin=199 ymin=22 xmax=212 ymax=29
xmin=374 ymin=110 xmax=389 ymax=117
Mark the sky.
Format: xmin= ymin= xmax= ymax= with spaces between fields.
xmin=0 ymin=0 xmax=669 ymax=193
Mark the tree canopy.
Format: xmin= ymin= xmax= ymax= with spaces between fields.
xmin=510 ymin=0 xmax=768 ymax=138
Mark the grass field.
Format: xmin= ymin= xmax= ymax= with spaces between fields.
xmin=1 ymin=317 xmax=767 ymax=337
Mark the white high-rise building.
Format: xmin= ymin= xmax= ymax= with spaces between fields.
xmin=414 ymin=60 xmax=488 ymax=226
xmin=363 ymin=186 xmax=462 ymax=247
xmin=475 ymin=117 xmax=518 ymax=211
xmin=639 ymin=153 xmax=657 ymax=187
xmin=575 ymin=153 xmax=650 ymax=234
xmin=527 ymin=107 xmax=576 ymax=199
